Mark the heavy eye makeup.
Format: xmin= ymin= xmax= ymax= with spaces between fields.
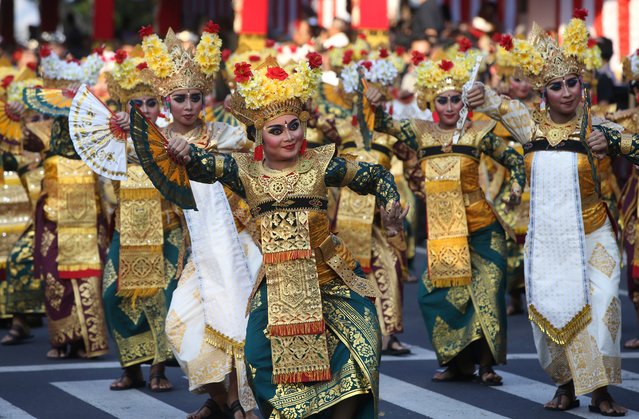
xmin=436 ymin=95 xmax=462 ymax=105
xmin=267 ymin=119 xmax=301 ymax=136
xmin=132 ymin=99 xmax=158 ymax=108
xmin=547 ymin=77 xmax=579 ymax=92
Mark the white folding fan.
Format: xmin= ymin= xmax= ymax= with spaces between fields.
xmin=69 ymin=84 xmax=128 ymax=180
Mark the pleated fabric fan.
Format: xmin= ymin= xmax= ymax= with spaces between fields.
xmin=23 ymin=87 xmax=73 ymax=117
xmin=130 ymin=104 xmax=197 ymax=210
xmin=69 ymin=84 xmax=128 ymax=180
xmin=0 ymin=101 xmax=23 ymax=153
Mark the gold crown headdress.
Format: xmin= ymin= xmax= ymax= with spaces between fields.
xmin=38 ymin=46 xmax=104 ymax=88
xmin=414 ymin=54 xmax=475 ymax=108
xmin=139 ymin=21 xmax=222 ymax=97
xmin=229 ymin=54 xmax=323 ymax=159
xmin=105 ymin=47 xmax=157 ymax=106
xmin=623 ymin=49 xmax=639 ymax=82
xmin=512 ymin=10 xmax=593 ymax=90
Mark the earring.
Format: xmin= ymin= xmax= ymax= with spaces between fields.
xmin=539 ymin=90 xmax=546 ymax=111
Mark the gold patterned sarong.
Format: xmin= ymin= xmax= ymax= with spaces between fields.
xmin=44 ymin=156 xmax=101 ymax=278
xmin=261 ymin=207 xmax=331 ymax=384
xmin=423 ymin=156 xmax=472 ymax=287
xmin=117 ymin=165 xmax=165 ymax=299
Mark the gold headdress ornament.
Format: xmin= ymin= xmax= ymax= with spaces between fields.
xmin=38 ymin=45 xmax=104 ymax=88
xmin=511 ymin=9 xmax=594 ymax=90
xmin=139 ymin=21 xmax=222 ymax=97
xmin=623 ymin=49 xmax=639 ymax=81
xmin=229 ymin=53 xmax=323 ymax=159
xmin=105 ymin=47 xmax=157 ymax=107
xmin=414 ymin=52 xmax=475 ymax=109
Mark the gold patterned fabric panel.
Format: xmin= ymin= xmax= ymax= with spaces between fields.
xmin=72 ymin=278 xmax=109 ymax=357
xmin=113 ymin=330 xmax=155 ymax=367
xmin=44 ymin=156 xmax=101 ymax=276
xmin=371 ymin=225 xmax=403 ymax=336
xmin=588 ymin=243 xmax=616 ymax=278
xmin=118 ymin=165 xmax=165 ymax=297
xmin=431 ymin=315 xmax=483 ymax=365
xmin=334 ymin=188 xmax=376 ymax=271
xmin=0 ymin=171 xmax=32 ymax=268
xmin=423 ymin=156 xmax=472 ymax=287
xmin=604 ymin=298 xmax=621 ymax=342
xmin=566 ymin=330 xmax=621 ymax=395
xmin=165 ymin=309 xmax=187 ymax=354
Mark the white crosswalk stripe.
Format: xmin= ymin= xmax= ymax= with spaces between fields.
xmin=0 ymin=397 xmax=37 ymax=418
xmin=51 ymin=379 xmax=188 ymax=419
xmin=0 ymin=354 xmax=637 ymax=418
xmin=380 ymin=373 xmax=509 ymax=418
xmin=493 ymin=371 xmax=639 ymax=418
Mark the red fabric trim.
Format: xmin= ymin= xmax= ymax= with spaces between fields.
xmin=59 ymin=269 xmax=102 ymax=279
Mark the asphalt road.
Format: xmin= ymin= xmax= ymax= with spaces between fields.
xmin=1 ymin=249 xmax=639 ymax=419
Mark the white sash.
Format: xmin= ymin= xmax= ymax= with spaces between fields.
xmin=184 ymin=181 xmax=261 ymax=344
xmin=525 ymin=151 xmax=591 ymax=345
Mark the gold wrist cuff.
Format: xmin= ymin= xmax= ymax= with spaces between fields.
xmin=621 ymin=134 xmax=633 ymax=155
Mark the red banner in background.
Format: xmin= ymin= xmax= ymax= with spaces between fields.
xmin=93 ymin=0 xmax=114 ymax=40
xmin=158 ymin=0 xmax=183 ymax=35
xmin=351 ymin=0 xmax=389 ymax=30
xmin=238 ymin=0 xmax=268 ymax=34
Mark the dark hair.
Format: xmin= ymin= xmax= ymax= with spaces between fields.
xmin=246 ymin=125 xmax=256 ymax=142
xmin=597 ymin=37 xmax=613 ymax=61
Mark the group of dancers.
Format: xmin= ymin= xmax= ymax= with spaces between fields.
xmin=1 ymin=7 xmax=639 ymax=418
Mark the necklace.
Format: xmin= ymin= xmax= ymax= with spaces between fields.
xmin=537 ymin=110 xmax=582 ymax=147
xmin=432 ymin=124 xmax=457 ymax=153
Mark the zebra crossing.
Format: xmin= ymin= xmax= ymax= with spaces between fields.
xmin=1 ymin=344 xmax=639 ymax=419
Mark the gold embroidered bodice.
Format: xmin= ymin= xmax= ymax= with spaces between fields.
xmin=413 ymin=119 xmax=497 ymax=232
xmin=234 ymin=145 xmax=357 ymax=284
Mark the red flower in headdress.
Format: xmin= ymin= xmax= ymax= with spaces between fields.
xmin=203 ymin=20 xmax=220 ymax=34
xmin=343 ymin=49 xmax=354 ymax=65
xmin=361 ymin=61 xmax=373 ymax=71
xmin=234 ymin=62 xmax=253 ymax=83
xmin=66 ymin=57 xmax=81 ymax=64
xmin=265 ymin=39 xmax=276 ymax=48
xmin=249 ymin=55 xmax=261 ymax=62
xmin=358 ymin=33 xmax=367 ymax=40
xmin=499 ymin=34 xmax=514 ymax=51
xmin=360 ymin=49 xmax=369 ymax=57
xmin=92 ymin=45 xmax=105 ymax=55
xmin=395 ymin=46 xmax=405 ymax=56
xmin=439 ymin=60 xmax=454 ymax=72
xmin=114 ymin=49 xmax=128 ymax=64
xmin=26 ymin=62 xmax=37 ymax=72
xmin=266 ymin=67 xmax=288 ymax=81
xmin=221 ymin=49 xmax=231 ymax=62
xmin=573 ymin=8 xmax=588 ymax=20
xmin=411 ymin=50 xmax=425 ymax=66
xmin=290 ymin=45 xmax=298 ymax=53
xmin=458 ymin=37 xmax=472 ymax=52
xmin=379 ymin=48 xmax=389 ymax=58
xmin=1 ymin=75 xmax=14 ymax=89
xmin=492 ymin=33 xmax=502 ymax=43
xmin=136 ymin=62 xmax=148 ymax=71
xmin=587 ymin=39 xmax=598 ymax=49
xmin=138 ymin=25 xmax=154 ymax=39
xmin=40 ymin=44 xmax=52 ymax=58
xmin=306 ymin=52 xmax=323 ymax=69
